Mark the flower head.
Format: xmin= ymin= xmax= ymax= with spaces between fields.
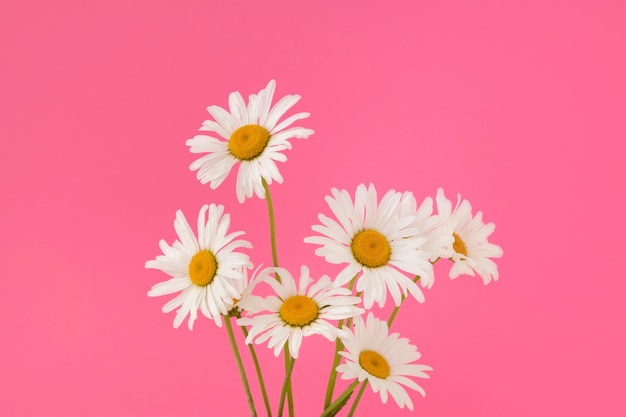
xmin=145 ymin=204 xmax=252 ymax=329
xmin=186 ymin=80 xmax=314 ymax=203
xmin=337 ymin=313 xmax=432 ymax=411
xmin=436 ymin=188 xmax=503 ymax=284
xmin=237 ymin=266 xmax=363 ymax=359
xmin=397 ymin=191 xmax=454 ymax=288
xmin=305 ymin=184 xmax=433 ymax=308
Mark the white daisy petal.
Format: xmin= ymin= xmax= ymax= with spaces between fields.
xmin=185 ymin=135 xmax=226 ymax=153
xmin=257 ymin=79 xmax=276 ymax=125
xmin=289 ymin=329 xmax=303 ymax=359
xmin=147 ymin=277 xmax=189 ymax=297
xmin=199 ymin=119 xmax=230 ymax=140
xmin=191 ymin=152 xmax=237 ymax=188
xmin=206 ymin=105 xmax=237 ymax=135
xmin=270 ymin=112 xmax=311 ymax=135
xmin=264 ymin=94 xmax=301 ymax=131
xmin=161 ymin=291 xmax=185 ymax=314
xmin=228 ymin=91 xmax=249 ymax=125
xmin=246 ymin=93 xmax=260 ymax=124
xmin=174 ymin=210 xmax=199 ymax=255
xmin=269 ymin=127 xmax=314 ymax=144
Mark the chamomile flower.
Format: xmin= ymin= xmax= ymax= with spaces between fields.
xmin=435 ymin=188 xmax=503 ymax=284
xmin=397 ymin=191 xmax=454 ymax=288
xmin=237 ymin=266 xmax=363 ymax=359
xmin=337 ymin=313 xmax=432 ymax=411
xmin=186 ymin=80 xmax=314 ymax=203
xmin=145 ymin=204 xmax=252 ymax=329
xmin=304 ymin=183 xmax=433 ymax=309
xmin=222 ymin=265 xmax=255 ymax=316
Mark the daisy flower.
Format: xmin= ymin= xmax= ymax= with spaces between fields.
xmin=435 ymin=188 xmax=503 ymax=284
xmin=336 ymin=312 xmax=432 ymax=411
xmin=304 ymin=183 xmax=433 ymax=309
xmin=220 ymin=265 xmax=253 ymax=316
xmin=397 ymin=191 xmax=455 ymax=289
xmin=237 ymin=266 xmax=363 ymax=359
xmin=186 ymin=80 xmax=314 ymax=203
xmin=145 ymin=204 xmax=252 ymax=329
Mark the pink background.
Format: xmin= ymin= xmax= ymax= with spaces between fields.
xmin=1 ymin=1 xmax=625 ymax=416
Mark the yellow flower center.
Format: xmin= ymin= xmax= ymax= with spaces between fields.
xmin=279 ymin=295 xmax=319 ymax=327
xmin=351 ymin=229 xmax=391 ymax=268
xmin=228 ymin=124 xmax=271 ymax=161
xmin=188 ymin=250 xmax=218 ymax=287
xmin=359 ymin=350 xmax=390 ymax=379
xmin=452 ymin=233 xmax=468 ymax=256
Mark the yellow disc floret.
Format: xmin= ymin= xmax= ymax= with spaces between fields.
xmin=359 ymin=350 xmax=390 ymax=379
xmin=279 ymin=295 xmax=319 ymax=327
xmin=228 ymin=124 xmax=271 ymax=161
xmin=351 ymin=229 xmax=391 ymax=268
xmin=188 ymin=250 xmax=218 ymax=287
xmin=452 ymin=233 xmax=468 ymax=257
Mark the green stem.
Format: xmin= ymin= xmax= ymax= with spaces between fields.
xmin=324 ymin=321 xmax=344 ymax=409
xmin=320 ymin=381 xmax=360 ymax=417
xmin=225 ymin=316 xmax=257 ymax=417
xmin=262 ymin=178 xmax=293 ymax=415
xmin=387 ymin=275 xmax=420 ymax=328
xmin=323 ymin=280 xmax=357 ymax=409
xmin=387 ymin=301 xmax=403 ymax=328
xmin=346 ymin=381 xmax=368 ymax=417
xmin=277 ymin=357 xmax=296 ymax=417
xmin=284 ymin=350 xmax=294 ymax=417
xmin=262 ymin=178 xmax=280 ymax=272
xmin=241 ymin=324 xmax=272 ymax=417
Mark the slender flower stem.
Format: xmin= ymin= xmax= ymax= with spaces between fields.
xmin=388 ymin=275 xmax=421 ymax=328
xmin=324 ymin=320 xmax=344 ymax=409
xmin=262 ymin=178 xmax=280 ymax=272
xmin=240 ymin=324 xmax=272 ymax=417
xmin=323 ymin=280 xmax=357 ymax=409
xmin=225 ymin=316 xmax=257 ymax=417
xmin=319 ymin=381 xmax=360 ymax=417
xmin=346 ymin=381 xmax=368 ymax=417
xmin=388 ymin=260 xmax=439 ymax=328
xmin=262 ymin=178 xmax=293 ymax=415
xmin=387 ymin=303 xmax=402 ymax=327
xmin=284 ymin=350 xmax=294 ymax=417
xmin=277 ymin=357 xmax=296 ymax=417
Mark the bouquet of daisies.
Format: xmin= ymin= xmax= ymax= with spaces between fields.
xmin=145 ymin=80 xmax=503 ymax=417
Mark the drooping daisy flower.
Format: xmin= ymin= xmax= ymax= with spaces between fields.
xmin=397 ymin=191 xmax=454 ymax=289
xmin=186 ymin=80 xmax=314 ymax=203
xmin=435 ymin=188 xmax=503 ymax=284
xmin=145 ymin=204 xmax=252 ymax=329
xmin=237 ymin=266 xmax=363 ymax=359
xmin=336 ymin=312 xmax=432 ymax=411
xmin=304 ymin=183 xmax=433 ymax=309
xmin=219 ymin=265 xmax=252 ymax=316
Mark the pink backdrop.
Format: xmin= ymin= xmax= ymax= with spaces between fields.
xmin=2 ymin=1 xmax=625 ymax=416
